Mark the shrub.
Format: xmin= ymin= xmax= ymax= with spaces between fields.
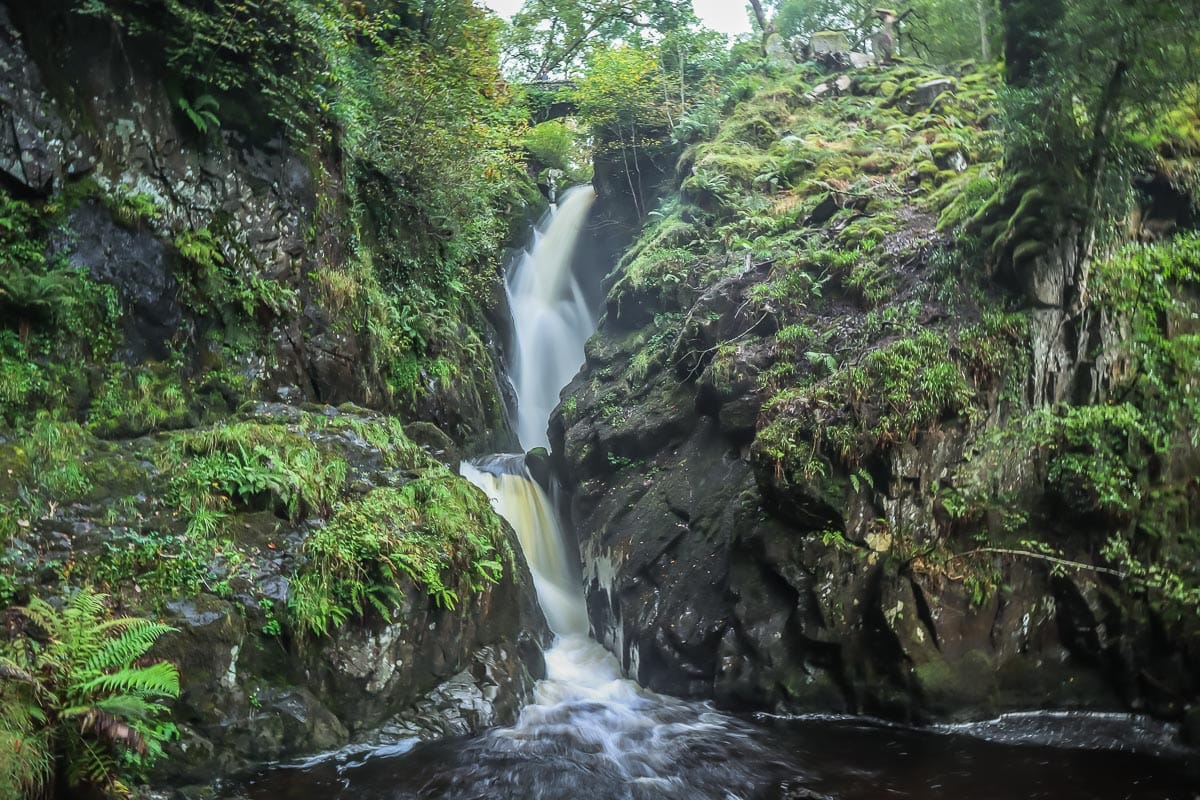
xmin=289 ymin=470 xmax=507 ymax=635
xmin=0 ymin=590 xmax=179 ymax=798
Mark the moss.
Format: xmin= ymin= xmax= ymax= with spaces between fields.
xmin=87 ymin=361 xmax=193 ymax=438
xmin=930 ymin=167 xmax=998 ymax=232
xmin=288 ymin=467 xmax=509 ymax=635
xmin=914 ymin=159 xmax=939 ymax=180
xmin=689 ymin=147 xmax=777 ymax=191
xmin=757 ymin=330 xmax=974 ymax=479
xmin=914 ymin=651 xmax=996 ymax=712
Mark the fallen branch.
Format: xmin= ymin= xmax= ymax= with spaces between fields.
xmin=949 ymin=547 xmax=1125 ymax=579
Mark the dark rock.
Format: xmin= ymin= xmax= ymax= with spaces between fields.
xmin=904 ymin=78 xmax=954 ymax=111
xmin=524 ymin=446 xmax=553 ymax=491
xmin=1 ymin=405 xmax=550 ymax=786
xmin=61 ymin=201 xmax=182 ymax=361
xmin=406 ymin=421 xmax=463 ymax=467
xmin=0 ymin=7 xmax=68 ymax=195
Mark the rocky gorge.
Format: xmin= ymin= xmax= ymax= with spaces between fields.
xmin=0 ymin=0 xmax=1198 ymax=797
xmin=553 ymin=62 xmax=1200 ymax=728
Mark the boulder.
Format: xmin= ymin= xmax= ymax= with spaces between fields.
xmin=809 ymin=31 xmax=851 ymax=55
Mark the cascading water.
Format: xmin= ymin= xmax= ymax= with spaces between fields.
xmin=237 ymin=190 xmax=1199 ymax=800
xmin=506 ymin=185 xmax=598 ymax=451
xmin=445 ymin=185 xmax=782 ymax=799
xmin=458 ymin=457 xmax=586 ymax=637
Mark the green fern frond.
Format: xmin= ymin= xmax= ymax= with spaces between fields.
xmin=76 ymin=662 xmax=181 ymax=699
xmin=2 ymin=588 xmax=181 ymax=795
xmin=85 ymin=619 xmax=176 ymax=674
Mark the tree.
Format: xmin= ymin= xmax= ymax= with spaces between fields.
xmin=502 ymin=0 xmax=693 ymax=79
xmin=574 ymin=45 xmax=672 ymax=216
xmin=339 ymin=1 xmax=531 ymax=290
xmin=990 ymin=0 xmax=1199 ymax=306
xmin=747 ymin=0 xmax=774 ymax=53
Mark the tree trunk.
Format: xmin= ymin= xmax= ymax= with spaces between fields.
xmin=747 ymin=0 xmax=773 ymax=54
xmin=1070 ymin=57 xmax=1131 ymax=310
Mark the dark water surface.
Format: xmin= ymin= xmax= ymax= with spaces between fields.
xmin=236 ymin=701 xmax=1198 ymax=800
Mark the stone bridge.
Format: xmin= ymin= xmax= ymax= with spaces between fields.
xmin=524 ymin=80 xmax=577 ymax=122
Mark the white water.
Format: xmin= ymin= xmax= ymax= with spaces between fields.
xmin=506 ymin=185 xmax=597 ymax=450
xmin=456 ymin=186 xmax=772 ymax=799
xmin=458 ymin=459 xmax=588 ymax=637
xmin=458 ymin=454 xmax=767 ymax=799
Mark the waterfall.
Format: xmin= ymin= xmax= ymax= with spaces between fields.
xmin=459 ymin=457 xmax=587 ymax=637
xmin=461 ymin=183 xmax=598 ymax=636
xmin=506 ymin=185 xmax=597 ymax=450
xmin=237 ymin=183 xmax=1193 ymax=800
xmin=450 ymin=183 xmax=773 ymax=799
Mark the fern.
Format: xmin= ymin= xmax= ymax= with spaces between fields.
xmin=0 ymin=589 xmax=180 ymax=798
xmin=178 ymin=94 xmax=221 ymax=135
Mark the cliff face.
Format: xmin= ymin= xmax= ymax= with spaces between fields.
xmin=0 ymin=0 xmax=525 ymax=449
xmin=0 ymin=1 xmax=548 ymax=786
xmin=553 ymin=62 xmax=1200 ymax=725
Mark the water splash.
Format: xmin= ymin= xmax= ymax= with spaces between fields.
xmin=507 ymin=185 xmax=597 ymax=450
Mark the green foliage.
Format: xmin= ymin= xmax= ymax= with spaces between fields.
xmin=25 ymin=414 xmax=94 ymax=499
xmin=0 ymin=187 xmax=124 ymax=426
xmin=760 ymin=330 xmax=974 ymax=478
xmin=77 ymin=0 xmax=328 ymax=139
xmin=503 ymin=0 xmax=692 ymax=78
xmin=92 ymin=528 xmax=212 ymax=600
xmin=523 ymin=120 xmax=577 ymax=170
xmin=102 ymin=187 xmax=161 ymax=230
xmin=289 ymin=469 xmax=507 ymax=635
xmin=177 ymin=94 xmax=221 ymax=136
xmin=0 ymin=589 xmax=179 ymax=798
xmin=1034 ymin=403 xmax=1162 ymax=516
xmin=337 ymin=5 xmax=530 ymax=295
xmin=1091 ymin=234 xmax=1200 ymax=439
xmin=0 ymin=193 xmax=94 ymax=338
xmin=0 ymin=332 xmax=47 ymax=422
xmin=162 ymin=422 xmax=348 ymax=522
xmin=175 ymin=226 xmax=298 ymax=320
xmin=1102 ymin=535 xmax=1200 ymax=622
xmin=770 ymin=0 xmax=999 ymax=64
xmin=996 ymin=0 xmax=1199 ymax=265
xmin=575 ymin=45 xmax=671 ymax=135
xmin=89 ymin=362 xmax=191 ymax=438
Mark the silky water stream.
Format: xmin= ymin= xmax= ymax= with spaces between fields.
xmin=237 ymin=188 xmax=1198 ymax=799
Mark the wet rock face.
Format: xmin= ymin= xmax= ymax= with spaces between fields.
xmin=552 ymin=199 xmax=1196 ymax=724
xmin=0 ymin=8 xmax=79 ymax=195
xmin=62 ymin=201 xmax=182 ymax=361
xmin=0 ymin=2 xmax=514 ymax=450
xmin=554 ymin=320 xmax=1166 ymax=720
xmin=0 ymin=404 xmax=550 ymax=785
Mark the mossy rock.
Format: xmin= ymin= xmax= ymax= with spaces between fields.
xmin=913 ymin=651 xmax=997 ymax=715
xmin=914 ymin=160 xmax=939 ymax=180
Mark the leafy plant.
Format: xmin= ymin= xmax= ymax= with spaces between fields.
xmin=177 ymin=94 xmax=221 ymax=135
xmin=163 ymin=422 xmax=348 ymax=522
xmin=0 ymin=590 xmax=179 ymax=798
xmin=289 ymin=469 xmax=507 ymax=636
xmin=103 ymin=188 xmax=161 ymax=229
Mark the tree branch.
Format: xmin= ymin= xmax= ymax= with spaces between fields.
xmin=950 ymin=547 xmax=1125 ymax=578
